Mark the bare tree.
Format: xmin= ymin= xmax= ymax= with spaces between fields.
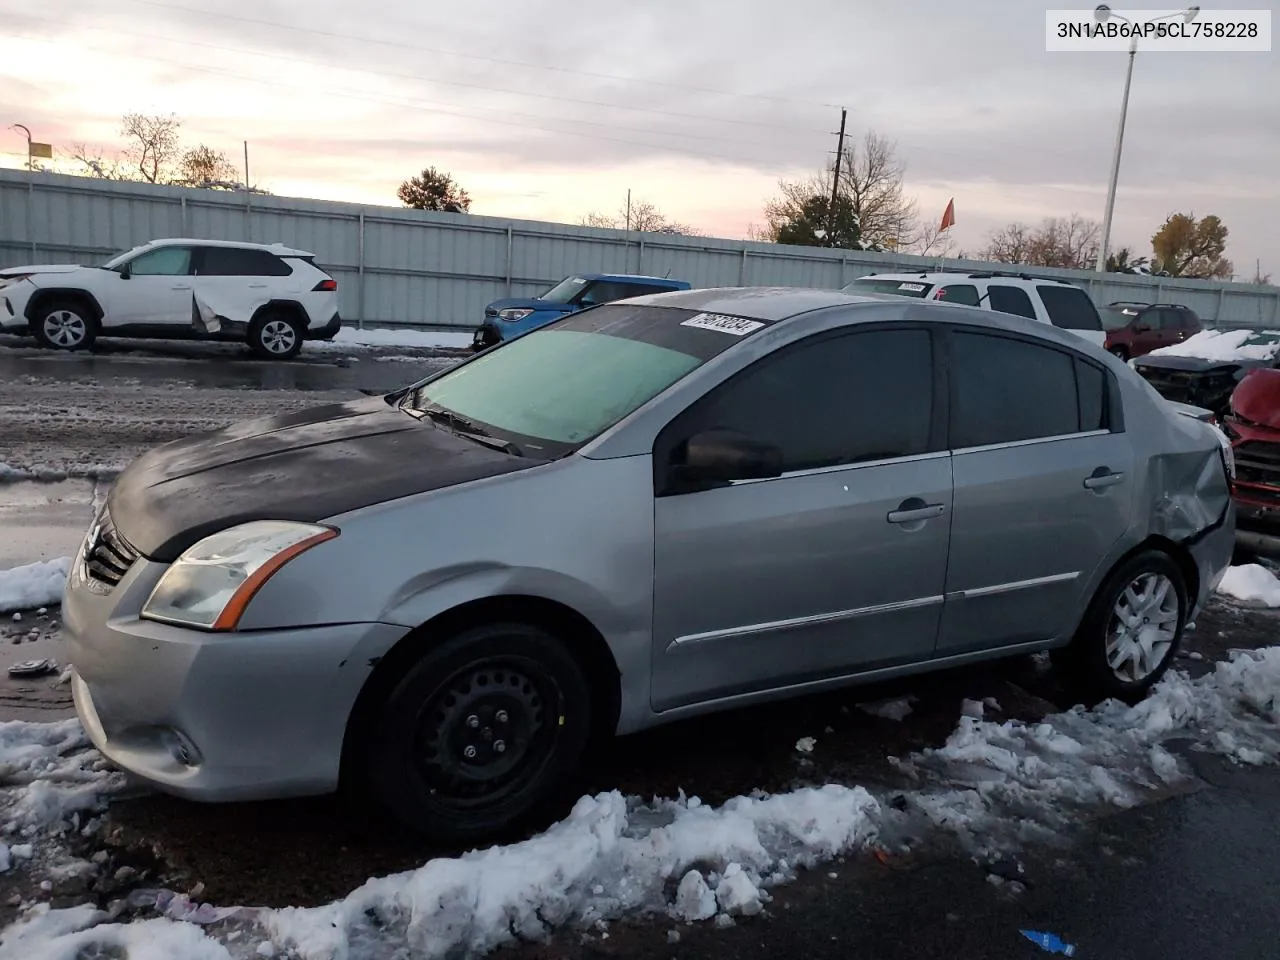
xmin=581 ymin=198 xmax=700 ymax=235
xmin=68 ymin=143 xmax=127 ymax=180
xmin=912 ymin=218 xmax=957 ymax=257
xmin=837 ymin=132 xmax=918 ymax=247
xmin=983 ymin=215 xmax=1100 ymax=269
xmin=120 ymin=113 xmax=182 ymax=184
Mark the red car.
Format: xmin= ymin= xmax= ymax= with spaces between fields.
xmin=1101 ymin=302 xmax=1202 ymax=360
xmin=1223 ymin=367 xmax=1280 ymax=531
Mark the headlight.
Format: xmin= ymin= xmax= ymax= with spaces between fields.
xmin=497 ymin=308 xmax=534 ymax=322
xmin=141 ymin=521 xmax=337 ymax=631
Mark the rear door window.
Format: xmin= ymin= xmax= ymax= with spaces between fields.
xmin=934 ymin=284 xmax=980 ymax=306
xmin=949 ymin=331 xmax=1081 ymax=448
xmin=1036 ymin=285 xmax=1103 ymax=331
xmin=987 ymin=285 xmax=1038 ymax=320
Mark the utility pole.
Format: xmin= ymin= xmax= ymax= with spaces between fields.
xmin=826 ymin=108 xmax=847 ymax=247
xmin=625 ymin=188 xmax=632 ymax=232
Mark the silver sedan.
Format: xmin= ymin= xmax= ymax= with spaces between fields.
xmin=63 ymin=287 xmax=1235 ymax=843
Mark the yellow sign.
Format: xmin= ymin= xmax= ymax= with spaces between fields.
xmin=29 ymin=142 xmax=52 ymax=159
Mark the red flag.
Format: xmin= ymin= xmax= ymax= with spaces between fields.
xmin=939 ymin=198 xmax=956 ymax=232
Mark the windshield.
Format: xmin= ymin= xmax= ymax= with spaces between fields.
xmin=540 ymin=276 xmax=590 ymax=304
xmin=1102 ymin=306 xmax=1140 ymax=331
xmin=843 ymin=277 xmax=935 ymax=298
xmin=403 ymin=304 xmax=768 ymax=457
xmin=98 ymin=246 xmax=146 ymax=270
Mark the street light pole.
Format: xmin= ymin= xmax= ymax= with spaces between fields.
xmin=1093 ymin=5 xmax=1200 ymax=273
xmin=1095 ymin=34 xmax=1137 ymax=274
xmin=11 ymin=123 xmax=32 ymax=169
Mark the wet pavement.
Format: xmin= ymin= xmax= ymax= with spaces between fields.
xmin=516 ymin=755 xmax=1280 ymax=960
xmin=0 ymin=335 xmax=457 ymax=476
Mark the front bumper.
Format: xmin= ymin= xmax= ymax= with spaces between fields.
xmin=64 ymin=552 xmax=405 ymax=802
xmin=472 ymin=322 xmax=502 ymax=351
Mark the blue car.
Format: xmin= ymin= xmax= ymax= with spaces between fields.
xmin=471 ymin=273 xmax=692 ymax=350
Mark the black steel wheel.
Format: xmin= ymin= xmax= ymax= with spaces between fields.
xmin=367 ymin=622 xmax=591 ymax=844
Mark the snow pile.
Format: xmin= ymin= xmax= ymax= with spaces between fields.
xmin=1148 ymin=329 xmax=1280 ymax=363
xmin=0 ymin=559 xmax=70 ymax=614
xmin=1217 ymin=564 xmax=1280 ymax=607
xmin=895 ymin=647 xmax=1280 ymax=845
xmin=0 ymin=719 xmax=124 ymax=834
xmin=8 ymin=646 xmax=1280 ymax=958
xmin=314 ymin=327 xmax=472 ymax=352
xmin=857 ymin=696 xmax=916 ymax=721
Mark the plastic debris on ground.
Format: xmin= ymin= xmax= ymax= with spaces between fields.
xmin=1020 ymin=928 xmax=1077 ymax=955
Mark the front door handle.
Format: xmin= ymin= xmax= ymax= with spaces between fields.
xmin=887 ymin=502 xmax=946 ymax=524
xmin=1083 ymin=468 xmax=1126 ymax=490
xmin=172 ymin=284 xmax=192 ymax=290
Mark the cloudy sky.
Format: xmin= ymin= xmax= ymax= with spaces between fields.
xmin=1 ymin=0 xmax=1276 ymax=275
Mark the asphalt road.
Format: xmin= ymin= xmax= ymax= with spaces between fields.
xmin=4 ymin=336 xmax=1280 ymax=957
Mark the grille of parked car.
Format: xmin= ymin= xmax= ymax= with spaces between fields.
xmin=84 ymin=508 xmax=139 ymax=588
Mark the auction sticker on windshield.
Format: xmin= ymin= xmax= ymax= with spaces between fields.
xmin=898 ymin=282 xmax=927 ymax=292
xmin=680 ymin=313 xmax=765 ymax=336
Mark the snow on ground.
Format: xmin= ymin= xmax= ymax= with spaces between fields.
xmin=0 ymin=560 xmax=70 ymax=614
xmin=312 ymin=327 xmax=472 ymax=352
xmin=1148 ymin=328 xmax=1280 ymax=362
xmin=6 ymin=645 xmax=1280 ymax=960
xmin=1217 ymin=564 xmax=1280 ymax=607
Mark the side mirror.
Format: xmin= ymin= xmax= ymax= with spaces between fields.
xmin=668 ymin=428 xmax=783 ymax=492
xmin=118 ymin=264 xmax=132 ymax=279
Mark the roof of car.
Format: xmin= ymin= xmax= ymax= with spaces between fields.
xmin=852 ymin=271 xmax=1080 ymax=287
xmin=583 ymin=273 xmax=686 ymax=284
xmin=143 ymin=238 xmax=314 ymax=257
xmin=625 ymin=285 xmax=882 ymax=321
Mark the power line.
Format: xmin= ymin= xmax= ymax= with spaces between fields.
xmin=108 ymin=0 xmax=843 ymax=116
xmin=4 ymin=30 xmax=804 ymax=168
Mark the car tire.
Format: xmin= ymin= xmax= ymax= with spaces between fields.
xmin=366 ymin=622 xmax=592 ymax=845
xmin=1109 ymin=345 xmax=1129 ymax=361
xmin=248 ymin=311 xmax=303 ymax=360
xmin=31 ymin=299 xmax=98 ymax=351
xmin=1052 ymin=550 xmax=1187 ymax=705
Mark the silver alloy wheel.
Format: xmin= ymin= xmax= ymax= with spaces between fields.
xmin=259 ymin=319 xmax=297 ymax=355
xmin=1105 ymin=571 xmax=1180 ymax=683
xmin=42 ymin=309 xmax=87 ymax=348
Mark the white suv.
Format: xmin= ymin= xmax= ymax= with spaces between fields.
xmin=843 ymin=270 xmax=1107 ymax=348
xmin=0 ymin=238 xmax=341 ymax=360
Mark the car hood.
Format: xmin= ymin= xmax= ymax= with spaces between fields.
xmin=1133 ymin=354 xmax=1258 ymax=374
xmin=484 ymin=297 xmax=576 ymax=314
xmin=1231 ymin=368 xmax=1280 ymax=430
xmin=0 ymin=264 xmax=83 ymax=277
xmin=107 ymin=395 xmax=545 ymax=562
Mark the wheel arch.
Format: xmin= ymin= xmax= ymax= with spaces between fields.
xmin=250 ymin=299 xmax=309 ymax=330
xmin=1080 ymin=534 xmax=1200 ymax=632
xmin=25 ymin=288 xmax=105 ymax=326
xmin=339 ymin=594 xmax=622 ymax=788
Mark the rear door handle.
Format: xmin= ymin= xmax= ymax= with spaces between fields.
xmin=1083 ymin=469 xmax=1125 ymax=490
xmin=887 ymin=503 xmax=946 ymax=524
xmin=172 ymin=284 xmax=192 ymax=290
xmin=248 ymin=283 xmax=268 ymax=289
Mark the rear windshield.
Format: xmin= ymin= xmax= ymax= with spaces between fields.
xmin=1102 ymin=306 xmax=1142 ymax=330
xmin=844 ymin=277 xmax=935 ymax=298
xmin=1037 ymin=285 xmax=1103 ymax=331
xmin=403 ymin=304 xmax=769 ymax=457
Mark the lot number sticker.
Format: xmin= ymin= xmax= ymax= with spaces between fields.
xmin=897 ymin=282 xmax=927 ymax=292
xmin=680 ymin=313 xmax=765 ymax=336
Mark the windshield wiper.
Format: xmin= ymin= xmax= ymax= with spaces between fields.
xmin=403 ymin=402 xmax=523 ymax=456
